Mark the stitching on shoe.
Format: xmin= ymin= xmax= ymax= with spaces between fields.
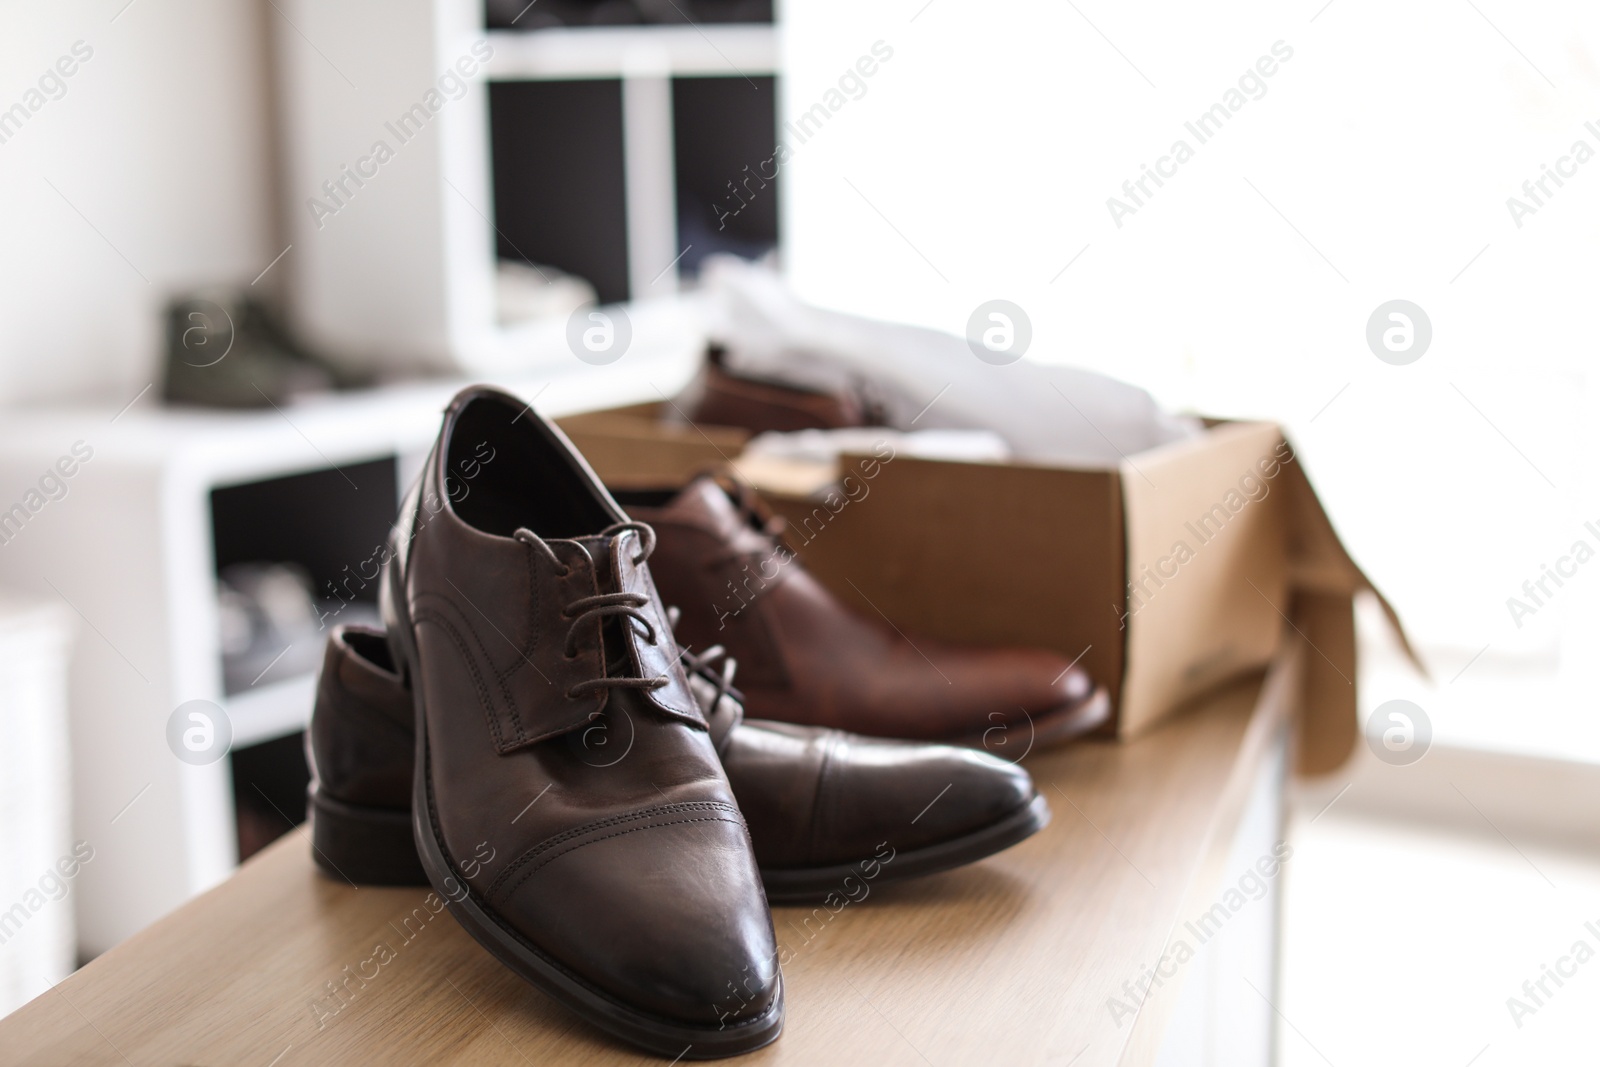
xmin=487 ymin=801 xmax=743 ymax=897
xmin=627 ymin=564 xmax=701 ymax=725
xmin=413 ymin=602 xmax=512 ymax=753
xmin=493 ymin=816 xmax=746 ymax=904
xmin=806 ymin=731 xmax=840 ymax=867
xmin=488 ymin=537 xmax=541 ymax=743
xmin=486 ymin=801 xmax=742 ymax=899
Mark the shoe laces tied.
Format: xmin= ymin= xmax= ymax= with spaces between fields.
xmin=599 ymin=520 xmax=656 ymax=564
xmin=713 ymin=472 xmax=787 ymax=540
xmin=680 ymin=643 xmax=742 ymax=708
xmin=513 ymin=520 xmax=656 ymax=574
xmin=665 ymin=605 xmax=744 ymax=707
xmin=513 ymin=526 xmax=669 ymax=700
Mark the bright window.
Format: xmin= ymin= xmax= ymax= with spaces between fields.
xmin=781 ymin=0 xmax=1600 ymax=760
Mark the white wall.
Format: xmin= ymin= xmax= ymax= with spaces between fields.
xmin=780 ymin=0 xmax=1600 ymax=676
xmin=0 ymin=0 xmax=278 ymax=405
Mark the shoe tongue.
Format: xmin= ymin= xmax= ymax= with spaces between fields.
xmin=569 ymin=534 xmax=619 ymax=592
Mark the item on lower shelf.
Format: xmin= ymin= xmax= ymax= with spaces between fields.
xmin=613 ymin=474 xmax=1112 ymax=746
xmin=494 ymin=259 xmax=597 ymax=327
xmin=161 ymin=291 xmax=359 ymax=409
xmin=218 ymin=563 xmax=375 ymax=695
xmin=308 ymin=625 xmax=1048 ymax=899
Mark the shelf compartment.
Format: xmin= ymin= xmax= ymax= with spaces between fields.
xmin=482 ymin=25 xmax=777 ymax=81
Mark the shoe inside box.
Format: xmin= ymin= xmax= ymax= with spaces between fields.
xmin=558 ymin=406 xmax=1416 ymax=772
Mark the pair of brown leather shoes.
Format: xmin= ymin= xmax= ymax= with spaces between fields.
xmin=311 ymin=623 xmax=1046 ymax=895
xmin=317 ymin=386 xmax=1057 ymax=1058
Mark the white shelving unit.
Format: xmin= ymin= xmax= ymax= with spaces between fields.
xmin=277 ymin=1 xmax=777 ymax=377
xmin=0 ymin=595 xmax=74 ymax=1016
xmin=0 ymin=346 xmax=700 ymax=958
xmin=481 ymin=25 xmax=777 ymax=80
xmin=480 ymin=24 xmax=778 ymax=308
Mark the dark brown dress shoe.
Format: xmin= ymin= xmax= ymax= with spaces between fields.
xmin=612 ymin=476 xmax=1112 ymax=748
xmin=380 ymin=387 xmax=781 ymax=1057
xmin=305 ymin=626 xmax=418 ymax=885
xmin=309 ymin=625 xmax=1051 ymax=901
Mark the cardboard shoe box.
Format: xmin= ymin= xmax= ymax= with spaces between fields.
xmin=558 ymin=405 xmax=1417 ymax=774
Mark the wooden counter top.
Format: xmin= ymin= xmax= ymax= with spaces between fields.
xmin=0 ymin=647 xmax=1299 ymax=1067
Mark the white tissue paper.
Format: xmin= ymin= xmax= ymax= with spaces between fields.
xmin=701 ymin=255 xmax=1201 ymax=468
xmin=742 ymin=427 xmax=1012 ymax=466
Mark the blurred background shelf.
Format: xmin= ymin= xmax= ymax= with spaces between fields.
xmin=0 ymin=595 xmax=75 ymax=1018
xmin=279 ymin=0 xmax=781 ymax=372
xmin=482 ymin=25 xmax=777 ymax=80
xmin=0 ymin=346 xmax=700 ymax=959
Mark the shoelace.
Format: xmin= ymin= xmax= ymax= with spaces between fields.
xmin=665 ymin=605 xmax=744 ymax=708
xmin=705 ymin=472 xmax=792 ymax=578
xmin=712 ymin=472 xmax=786 ymax=539
xmin=850 ymin=374 xmax=892 ymax=428
xmin=514 ymin=523 xmax=668 ymax=700
xmin=679 ymin=644 xmax=743 ymax=708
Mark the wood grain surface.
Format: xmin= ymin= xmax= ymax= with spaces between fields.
xmin=0 ymin=653 xmax=1297 ymax=1067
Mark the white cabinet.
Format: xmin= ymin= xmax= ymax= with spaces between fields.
xmin=0 ymin=358 xmax=695 ymax=957
xmin=0 ymin=595 xmax=74 ymax=1016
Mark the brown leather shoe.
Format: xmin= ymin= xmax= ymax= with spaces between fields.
xmin=309 ymin=625 xmax=1051 ymax=902
xmin=611 ymin=475 xmax=1111 ymax=748
xmin=380 ymin=387 xmax=781 ymax=1057
xmin=672 ymin=343 xmax=884 ymax=433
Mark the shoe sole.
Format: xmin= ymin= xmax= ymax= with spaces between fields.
xmin=760 ymin=792 xmax=1052 ymax=904
xmin=383 ymin=552 xmax=784 ymax=1060
xmin=308 ymin=789 xmax=1050 ymax=906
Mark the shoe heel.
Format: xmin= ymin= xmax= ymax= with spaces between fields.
xmin=308 ymin=788 xmax=426 ymax=886
xmin=379 ymin=536 xmax=413 ymax=689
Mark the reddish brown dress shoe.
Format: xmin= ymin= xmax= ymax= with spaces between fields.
xmin=380 ymin=387 xmax=781 ymax=1058
xmin=673 ymin=343 xmax=883 ymax=433
xmin=612 ymin=476 xmax=1111 ymax=748
xmin=309 ymin=625 xmax=1051 ymax=901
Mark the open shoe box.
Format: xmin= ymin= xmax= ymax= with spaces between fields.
xmin=557 ymin=405 xmax=1419 ymax=774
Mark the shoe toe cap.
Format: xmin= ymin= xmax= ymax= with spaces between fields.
xmin=494 ymin=816 xmax=781 ymax=1028
xmin=824 ymin=738 xmax=1037 ymax=860
xmin=898 ymin=643 xmax=1103 ymax=741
